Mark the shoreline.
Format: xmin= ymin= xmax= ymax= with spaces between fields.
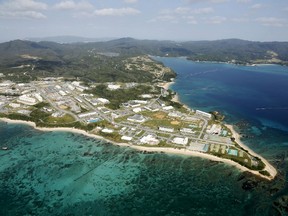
xmin=161 ymin=81 xmax=191 ymax=111
xmin=0 ymin=117 xmax=276 ymax=180
xmin=225 ymin=124 xmax=277 ymax=179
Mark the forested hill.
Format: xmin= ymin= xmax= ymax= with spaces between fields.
xmin=0 ymin=38 xmax=287 ymax=82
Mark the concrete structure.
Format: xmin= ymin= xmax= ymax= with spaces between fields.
xmin=107 ymin=84 xmax=121 ymax=90
xmin=188 ymin=143 xmax=209 ymax=152
xmin=159 ymin=126 xmax=174 ymax=133
xmin=133 ymin=100 xmax=147 ymax=105
xmin=133 ymin=107 xmax=142 ymax=113
xmin=173 ymin=137 xmax=189 ymax=145
xmin=17 ymin=95 xmax=37 ymax=105
xmin=34 ymin=93 xmax=43 ymax=102
xmin=127 ymin=114 xmax=146 ymax=123
xmin=97 ymin=98 xmax=110 ymax=104
xmin=196 ymin=110 xmax=212 ymax=119
xmin=180 ymin=128 xmax=195 ymax=134
xmin=59 ymin=90 xmax=67 ymax=96
xmin=140 ymin=134 xmax=160 ymax=145
xmin=163 ymin=106 xmax=174 ymax=111
xmin=140 ymin=94 xmax=153 ymax=99
xmin=121 ymin=136 xmax=133 ymax=141
xmin=78 ymin=111 xmax=98 ymax=118
xmin=207 ymin=124 xmax=222 ymax=134
xmin=168 ymin=112 xmax=182 ymax=118
xmin=9 ymin=103 xmax=21 ymax=108
xmin=101 ymin=128 xmax=114 ymax=134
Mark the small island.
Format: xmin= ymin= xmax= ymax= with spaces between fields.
xmin=0 ymin=55 xmax=277 ymax=180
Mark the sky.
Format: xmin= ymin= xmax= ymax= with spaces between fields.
xmin=0 ymin=0 xmax=287 ymax=42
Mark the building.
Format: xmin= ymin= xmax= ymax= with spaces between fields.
xmin=168 ymin=112 xmax=182 ymax=118
xmin=107 ymin=84 xmax=121 ymax=90
xmin=101 ymin=128 xmax=114 ymax=134
xmin=127 ymin=114 xmax=146 ymax=123
xmin=9 ymin=103 xmax=21 ymax=108
xmin=121 ymin=136 xmax=133 ymax=141
xmin=34 ymin=93 xmax=43 ymax=102
xmin=163 ymin=106 xmax=174 ymax=111
xmin=78 ymin=111 xmax=98 ymax=118
xmin=140 ymin=134 xmax=160 ymax=145
xmin=159 ymin=126 xmax=174 ymax=133
xmin=196 ymin=110 xmax=212 ymax=119
xmin=206 ymin=124 xmax=222 ymax=134
xmin=133 ymin=100 xmax=147 ymax=105
xmin=133 ymin=107 xmax=142 ymax=113
xmin=180 ymin=128 xmax=195 ymax=134
xmin=172 ymin=137 xmax=189 ymax=145
xmin=97 ymin=98 xmax=110 ymax=104
xmin=17 ymin=95 xmax=37 ymax=105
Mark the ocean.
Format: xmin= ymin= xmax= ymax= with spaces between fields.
xmin=0 ymin=58 xmax=288 ymax=216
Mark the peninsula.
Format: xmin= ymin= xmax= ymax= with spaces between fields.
xmin=0 ymin=55 xmax=277 ymax=181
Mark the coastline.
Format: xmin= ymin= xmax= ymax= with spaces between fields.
xmin=161 ymin=81 xmax=192 ymax=111
xmin=0 ymin=117 xmax=277 ymax=180
xmin=225 ymin=124 xmax=277 ymax=179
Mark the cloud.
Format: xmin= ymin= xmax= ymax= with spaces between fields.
xmin=175 ymin=7 xmax=191 ymax=14
xmin=0 ymin=0 xmax=47 ymax=19
xmin=232 ymin=17 xmax=249 ymax=23
xmin=164 ymin=7 xmax=214 ymax=15
xmin=236 ymin=0 xmax=252 ymax=3
xmin=251 ymin=4 xmax=263 ymax=9
xmin=54 ymin=1 xmax=94 ymax=11
xmin=94 ymin=8 xmax=140 ymax=16
xmin=206 ymin=16 xmax=227 ymax=24
xmin=255 ymin=17 xmax=287 ymax=27
xmin=186 ymin=0 xmax=228 ymax=3
xmin=186 ymin=16 xmax=198 ymax=24
xmin=193 ymin=7 xmax=214 ymax=14
xmin=124 ymin=0 xmax=138 ymax=3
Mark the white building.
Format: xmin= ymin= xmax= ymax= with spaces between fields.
xmin=97 ymin=98 xmax=110 ymax=104
xmin=133 ymin=107 xmax=142 ymax=113
xmin=121 ymin=136 xmax=133 ymax=141
xmin=133 ymin=100 xmax=147 ymax=105
xmin=163 ymin=106 xmax=174 ymax=111
xmin=180 ymin=128 xmax=195 ymax=134
xmin=206 ymin=124 xmax=222 ymax=134
xmin=140 ymin=134 xmax=160 ymax=145
xmin=34 ymin=93 xmax=43 ymax=102
xmin=196 ymin=110 xmax=212 ymax=119
xmin=59 ymin=90 xmax=67 ymax=96
xmin=159 ymin=126 xmax=174 ymax=133
xmin=127 ymin=114 xmax=146 ymax=123
xmin=173 ymin=137 xmax=189 ymax=145
xmin=101 ymin=128 xmax=114 ymax=134
xmin=9 ymin=103 xmax=21 ymax=108
xmin=17 ymin=95 xmax=37 ymax=105
xmin=107 ymin=84 xmax=121 ymax=90
xmin=78 ymin=111 xmax=98 ymax=118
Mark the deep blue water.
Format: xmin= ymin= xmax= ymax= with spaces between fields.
xmin=0 ymin=58 xmax=288 ymax=215
xmin=155 ymin=57 xmax=288 ymax=159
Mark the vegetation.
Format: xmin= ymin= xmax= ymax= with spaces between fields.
xmin=87 ymin=84 xmax=153 ymax=109
xmin=1 ymin=38 xmax=287 ymax=83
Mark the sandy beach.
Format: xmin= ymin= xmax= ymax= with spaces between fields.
xmin=225 ymin=124 xmax=277 ymax=179
xmin=0 ymin=117 xmax=277 ymax=180
xmin=161 ymin=81 xmax=174 ymax=90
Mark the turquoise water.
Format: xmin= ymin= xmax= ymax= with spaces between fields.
xmin=1 ymin=58 xmax=288 ymax=215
